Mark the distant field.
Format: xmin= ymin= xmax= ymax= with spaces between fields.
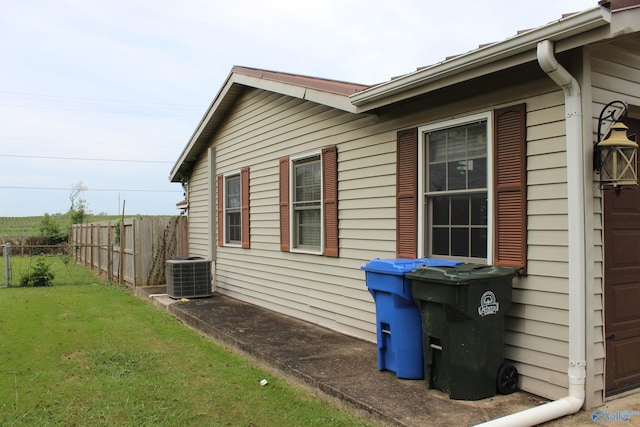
xmin=0 ymin=216 xmax=41 ymax=237
xmin=0 ymin=215 xmax=127 ymax=239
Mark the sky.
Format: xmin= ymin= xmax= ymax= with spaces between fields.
xmin=0 ymin=0 xmax=598 ymax=217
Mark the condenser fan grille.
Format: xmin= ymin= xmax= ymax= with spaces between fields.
xmin=166 ymin=258 xmax=211 ymax=299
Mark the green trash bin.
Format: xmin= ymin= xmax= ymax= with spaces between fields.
xmin=407 ymin=263 xmax=519 ymax=400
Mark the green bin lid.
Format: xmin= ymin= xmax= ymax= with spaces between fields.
xmin=406 ymin=263 xmax=518 ymax=285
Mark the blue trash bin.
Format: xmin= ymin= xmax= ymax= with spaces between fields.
xmin=361 ymin=258 xmax=462 ymax=379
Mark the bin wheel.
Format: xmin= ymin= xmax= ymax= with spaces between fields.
xmin=497 ymin=364 xmax=519 ymax=395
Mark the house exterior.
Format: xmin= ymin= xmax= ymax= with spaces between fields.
xmin=170 ymin=0 xmax=640 ymax=412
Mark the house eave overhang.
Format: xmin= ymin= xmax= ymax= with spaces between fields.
xmin=169 ymin=69 xmax=235 ymax=183
xmin=350 ymin=6 xmax=612 ymax=112
xmin=170 ymin=69 xmax=362 ymax=183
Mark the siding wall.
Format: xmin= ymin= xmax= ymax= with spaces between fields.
xmin=185 ymin=42 xmax=640 ymax=404
xmin=210 ymin=89 xmax=385 ymax=340
xmin=510 ymin=89 xmax=571 ymax=400
xmin=188 ymin=152 xmax=211 ymax=257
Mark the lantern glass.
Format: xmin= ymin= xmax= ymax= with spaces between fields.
xmin=599 ymin=146 xmax=637 ymax=186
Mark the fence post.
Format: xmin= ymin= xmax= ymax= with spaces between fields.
xmin=85 ymin=223 xmax=89 ymax=267
xmin=81 ymin=224 xmax=86 ymax=266
xmin=2 ymin=244 xmax=10 ymax=288
xmin=107 ymin=224 xmax=112 ymax=282
xmin=108 ymin=243 xmax=113 ymax=282
xmin=119 ymin=221 xmax=125 ymax=285
xmin=96 ymin=223 xmax=101 ymax=274
xmin=89 ymin=224 xmax=94 ymax=271
xmin=132 ymin=218 xmax=137 ymax=289
xmin=72 ymin=225 xmax=78 ymax=261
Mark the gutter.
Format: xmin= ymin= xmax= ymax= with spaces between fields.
xmin=475 ymin=39 xmax=587 ymax=426
xmin=350 ymin=6 xmax=610 ymax=111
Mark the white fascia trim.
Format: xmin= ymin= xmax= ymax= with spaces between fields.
xmin=233 ymin=74 xmax=358 ymax=113
xmin=169 ymin=72 xmax=237 ymax=181
xmin=169 ymin=72 xmax=357 ymax=182
xmin=350 ymin=7 xmax=610 ymax=110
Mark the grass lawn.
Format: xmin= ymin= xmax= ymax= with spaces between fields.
xmin=0 ymin=281 xmax=373 ymax=426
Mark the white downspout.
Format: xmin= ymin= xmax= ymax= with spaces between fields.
xmin=476 ymin=39 xmax=586 ymax=427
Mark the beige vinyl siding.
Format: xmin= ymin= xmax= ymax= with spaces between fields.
xmin=210 ymin=87 xmax=390 ymax=341
xmin=188 ymin=153 xmax=211 ymax=258
xmin=504 ymin=89 xmax=571 ymax=401
xmin=588 ymin=36 xmax=640 ymax=405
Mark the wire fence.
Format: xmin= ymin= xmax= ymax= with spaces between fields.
xmin=1 ymin=243 xmax=110 ymax=287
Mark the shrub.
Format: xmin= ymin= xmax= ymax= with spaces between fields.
xmin=39 ymin=213 xmax=64 ymax=240
xmin=20 ymin=256 xmax=55 ymax=287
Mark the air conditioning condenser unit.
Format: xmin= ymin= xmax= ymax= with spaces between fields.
xmin=166 ymin=257 xmax=212 ymax=299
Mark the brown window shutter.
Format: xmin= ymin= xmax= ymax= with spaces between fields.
xmin=279 ymin=157 xmax=290 ymax=252
xmin=493 ymin=104 xmax=527 ymax=273
xmin=396 ymin=128 xmax=418 ymax=259
xmin=241 ymin=167 xmax=250 ymax=249
xmin=216 ymin=174 xmax=223 ymax=247
xmin=322 ymin=146 xmax=339 ymax=257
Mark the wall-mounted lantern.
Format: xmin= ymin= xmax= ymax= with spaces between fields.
xmin=594 ymin=101 xmax=638 ymax=190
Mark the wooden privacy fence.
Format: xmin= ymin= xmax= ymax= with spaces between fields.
xmin=69 ymin=216 xmax=188 ymax=287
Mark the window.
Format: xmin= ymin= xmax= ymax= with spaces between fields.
xmin=225 ymin=173 xmax=241 ymax=244
xmin=280 ymin=146 xmax=338 ymax=256
xmin=423 ymin=119 xmax=489 ymax=261
xmin=293 ymin=155 xmax=321 ymax=250
xmin=217 ymin=167 xmax=250 ymax=248
xmin=397 ymin=104 xmax=527 ymax=271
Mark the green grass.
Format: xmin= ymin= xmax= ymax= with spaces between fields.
xmin=0 ymin=283 xmax=373 ymax=426
xmin=2 ymin=255 xmax=108 ymax=287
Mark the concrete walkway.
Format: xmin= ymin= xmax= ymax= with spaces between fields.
xmin=135 ymin=286 xmax=640 ymax=427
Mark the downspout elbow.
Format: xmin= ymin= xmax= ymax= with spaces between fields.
xmin=568 ymin=362 xmax=587 ymax=408
xmin=536 ymin=40 xmax=581 ymax=98
xmin=475 ymin=362 xmax=586 ymax=427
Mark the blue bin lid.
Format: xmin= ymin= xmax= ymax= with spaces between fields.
xmin=361 ymin=258 xmax=462 ymax=275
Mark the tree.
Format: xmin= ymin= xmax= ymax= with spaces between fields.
xmin=69 ymin=181 xmax=88 ymax=211
xmin=69 ymin=181 xmax=89 ymax=224
xmin=70 ymin=198 xmax=89 ymax=224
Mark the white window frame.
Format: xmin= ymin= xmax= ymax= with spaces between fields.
xmin=417 ymin=112 xmax=494 ymax=263
xmin=223 ymin=171 xmax=242 ymax=247
xmin=290 ymin=150 xmax=323 ymax=255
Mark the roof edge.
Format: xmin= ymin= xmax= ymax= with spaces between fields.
xmin=350 ymin=6 xmax=611 ymax=110
xmin=231 ymin=66 xmax=370 ymax=96
xmin=169 ymin=69 xmax=236 ymax=182
xmin=169 ymin=67 xmax=369 ymax=182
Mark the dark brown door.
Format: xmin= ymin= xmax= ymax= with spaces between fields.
xmin=604 ymin=117 xmax=640 ymax=396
